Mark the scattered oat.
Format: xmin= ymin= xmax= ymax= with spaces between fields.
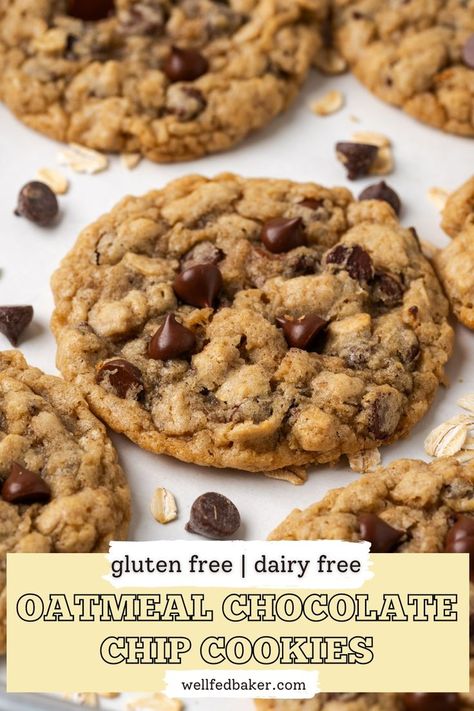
xmin=35 ymin=168 xmax=69 ymax=195
xmin=458 ymin=394 xmax=474 ymax=413
xmin=58 ymin=143 xmax=109 ymax=174
xmin=427 ymin=187 xmax=449 ymax=212
xmin=127 ymin=693 xmax=183 ymax=711
xmin=349 ymin=115 xmax=360 ymax=123
xmin=98 ymin=693 xmax=120 ymax=699
xmin=150 ymin=487 xmax=178 ymax=524
xmin=424 ymin=414 xmax=474 ymax=458
xmin=63 ymin=693 xmax=98 ymax=707
xmin=310 ymin=90 xmax=344 ymax=116
xmin=351 ymin=131 xmax=394 ymax=175
xmin=313 ymin=47 xmax=348 ymax=75
xmin=348 ymin=448 xmax=381 ymax=473
xmin=263 ymin=466 xmax=308 ymax=485
xmin=121 ymin=153 xmax=142 ymax=170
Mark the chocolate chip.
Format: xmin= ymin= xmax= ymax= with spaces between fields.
xmin=181 ymin=242 xmax=223 ymax=271
xmin=276 ymin=313 xmax=328 ymax=351
xmin=261 ymin=217 xmax=306 ymax=253
xmin=299 ymin=198 xmax=324 ymax=210
xmin=148 ymin=314 xmax=196 ymax=360
xmin=371 ymin=272 xmax=404 ymax=307
xmin=96 ymin=358 xmax=144 ymax=399
xmin=326 ymin=244 xmax=374 ymax=281
xmin=173 ymin=263 xmax=223 ymax=308
xmin=358 ymin=513 xmax=404 ymax=552
xmin=0 ymin=306 xmax=33 ymax=346
xmin=445 ymin=515 xmax=474 ymax=578
xmin=186 ymin=492 xmax=240 ymax=539
xmin=402 ymin=693 xmax=460 ymax=711
xmin=166 ymin=86 xmax=207 ymax=121
xmin=15 ymin=181 xmax=59 ymax=226
xmin=67 ymin=0 xmax=115 ymax=21
xmin=367 ymin=392 xmax=401 ymax=439
xmin=358 ymin=181 xmax=401 ymax=215
xmin=2 ymin=463 xmax=51 ymax=505
xmin=336 ymin=142 xmax=378 ymax=180
xmin=164 ymin=46 xmax=209 ymax=82
xmin=462 ymin=35 xmax=474 ymax=69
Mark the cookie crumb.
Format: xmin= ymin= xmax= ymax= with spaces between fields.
xmin=348 ymin=448 xmax=381 ymax=473
xmin=150 ymin=487 xmax=178 ymax=524
xmin=35 ymin=168 xmax=69 ymax=195
xmin=427 ymin=187 xmax=449 ymax=211
xmin=310 ymin=90 xmax=344 ymax=116
xmin=121 ymin=153 xmax=142 ymax=170
xmin=127 ymin=693 xmax=183 ymax=711
xmin=58 ymin=144 xmax=109 ymax=174
xmin=63 ymin=693 xmax=98 ymax=707
xmin=314 ymin=47 xmax=347 ymax=75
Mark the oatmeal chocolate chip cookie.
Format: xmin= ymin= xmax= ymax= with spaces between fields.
xmin=0 ymin=1 xmax=325 ymax=162
xmin=332 ymin=0 xmax=474 ymax=137
xmin=51 ymin=173 xmax=453 ymax=475
xmin=257 ymin=457 xmax=474 ymax=711
xmin=0 ymin=350 xmax=130 ymax=653
xmin=435 ymin=177 xmax=474 ymax=329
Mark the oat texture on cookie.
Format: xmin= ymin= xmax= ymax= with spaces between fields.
xmin=51 ymin=174 xmax=453 ymax=475
xmin=0 ymin=350 xmax=130 ymax=654
xmin=0 ymin=0 xmax=325 ymax=162
xmin=256 ymin=457 xmax=474 ymax=711
xmin=435 ymin=176 xmax=474 ymax=329
xmin=332 ymin=0 xmax=474 ymax=137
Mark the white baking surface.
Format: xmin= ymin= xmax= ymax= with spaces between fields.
xmin=0 ymin=68 xmax=473 ymax=711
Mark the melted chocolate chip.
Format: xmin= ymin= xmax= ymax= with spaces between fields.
xmin=0 ymin=306 xmax=33 ymax=346
xmin=336 ymin=142 xmax=378 ymax=180
xmin=358 ymin=513 xmax=404 ymax=552
xmin=96 ymin=358 xmax=144 ymax=399
xmin=180 ymin=241 xmax=223 ymax=271
xmin=261 ymin=217 xmax=306 ymax=253
xmin=277 ymin=313 xmax=328 ymax=351
xmin=148 ymin=314 xmax=196 ymax=360
xmin=371 ymin=272 xmax=404 ymax=307
xmin=326 ymin=244 xmax=374 ymax=281
xmin=15 ymin=181 xmax=59 ymax=226
xmin=67 ymin=0 xmax=115 ymax=21
xmin=2 ymin=463 xmax=51 ymax=505
xmin=462 ymin=35 xmax=474 ymax=69
xmin=299 ymin=198 xmax=324 ymax=210
xmin=445 ymin=515 xmax=474 ymax=578
xmin=402 ymin=693 xmax=460 ymax=711
xmin=368 ymin=392 xmax=400 ymax=439
xmin=173 ymin=263 xmax=223 ymax=308
xmin=186 ymin=492 xmax=241 ymax=539
xmin=358 ymin=181 xmax=401 ymax=215
xmin=164 ymin=46 xmax=209 ymax=82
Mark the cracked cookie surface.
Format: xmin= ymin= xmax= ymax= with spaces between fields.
xmin=332 ymin=0 xmax=474 ymax=137
xmin=435 ymin=176 xmax=474 ymax=329
xmin=0 ymin=350 xmax=130 ymax=653
xmin=0 ymin=0 xmax=324 ymax=162
xmin=51 ymin=173 xmax=453 ymax=475
xmin=257 ymin=457 xmax=474 ymax=711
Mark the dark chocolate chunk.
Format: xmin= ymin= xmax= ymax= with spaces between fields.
xmin=276 ymin=313 xmax=328 ymax=351
xmin=445 ymin=515 xmax=474 ymax=578
xmin=67 ymin=0 xmax=115 ymax=21
xmin=402 ymin=693 xmax=460 ymax=711
xmin=2 ymin=463 xmax=51 ymax=505
xmin=371 ymin=272 xmax=404 ymax=307
xmin=358 ymin=513 xmax=404 ymax=552
xmin=186 ymin=492 xmax=240 ymax=539
xmin=299 ymin=198 xmax=324 ymax=210
xmin=173 ymin=263 xmax=223 ymax=308
xmin=326 ymin=244 xmax=374 ymax=281
xmin=367 ymin=392 xmax=401 ymax=439
xmin=15 ymin=181 xmax=59 ymax=226
xmin=336 ymin=142 xmax=378 ymax=180
xmin=358 ymin=181 xmax=401 ymax=215
xmin=261 ymin=217 xmax=306 ymax=253
xmin=148 ymin=314 xmax=196 ymax=360
xmin=164 ymin=46 xmax=209 ymax=82
xmin=0 ymin=306 xmax=34 ymax=346
xmin=96 ymin=358 xmax=144 ymax=399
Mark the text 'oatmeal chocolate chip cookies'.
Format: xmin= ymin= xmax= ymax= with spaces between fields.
xmin=332 ymin=0 xmax=474 ymax=137
xmin=435 ymin=176 xmax=474 ymax=330
xmin=51 ymin=174 xmax=453 ymax=476
xmin=256 ymin=457 xmax=474 ymax=711
xmin=0 ymin=350 xmax=130 ymax=653
xmin=0 ymin=1 xmax=326 ymax=162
